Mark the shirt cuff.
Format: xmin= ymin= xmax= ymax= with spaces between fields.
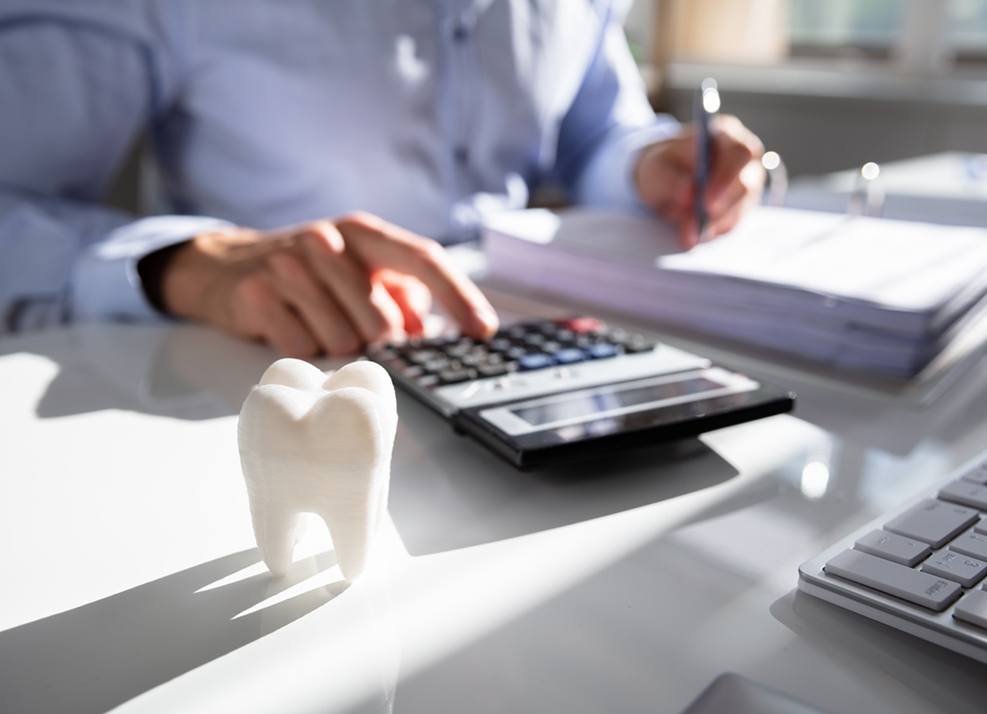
xmin=70 ymin=215 xmax=233 ymax=323
xmin=573 ymin=116 xmax=682 ymax=214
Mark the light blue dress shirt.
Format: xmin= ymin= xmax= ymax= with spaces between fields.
xmin=0 ymin=0 xmax=678 ymax=332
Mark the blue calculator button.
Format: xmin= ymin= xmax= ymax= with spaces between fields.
xmin=585 ymin=343 xmax=619 ymax=359
xmin=518 ymin=353 xmax=555 ymax=371
xmin=554 ymin=348 xmax=587 ymax=365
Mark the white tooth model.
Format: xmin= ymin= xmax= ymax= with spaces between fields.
xmin=237 ymin=358 xmax=397 ymax=581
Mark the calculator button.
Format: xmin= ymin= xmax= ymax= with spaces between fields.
xmin=622 ymin=337 xmax=657 ymax=353
xmin=416 ymin=374 xmax=440 ymax=388
xmin=559 ymin=317 xmax=604 ymax=333
xmin=438 ymin=368 xmax=475 ymax=385
xmin=407 ymin=350 xmax=438 ymax=365
xmin=885 ymin=499 xmax=979 ymax=547
xmin=954 ymin=590 xmax=987 ymax=629
xmin=477 ymin=363 xmax=510 ymax=378
xmin=424 ymin=358 xmax=451 ymax=373
xmin=585 ymin=343 xmax=620 ymax=360
xmin=401 ymin=365 xmax=426 ymax=379
xmin=518 ymin=353 xmax=555 ymax=371
xmin=824 ymin=549 xmax=961 ymax=611
xmin=854 ymin=529 xmax=930 ymax=567
xmin=554 ymin=348 xmax=587 ymax=365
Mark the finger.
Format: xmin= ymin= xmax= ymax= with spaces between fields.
xmin=706 ymin=115 xmax=763 ymax=208
xmin=379 ymin=271 xmax=431 ymax=337
xmin=334 ymin=212 xmax=498 ymax=338
xmin=299 ymin=222 xmax=406 ymax=344
xmin=707 ymin=177 xmax=747 ymax=222
xmin=230 ymin=272 xmax=320 ymax=358
xmin=266 ymin=252 xmax=363 ymax=355
xmin=707 ymin=195 xmax=749 ymax=238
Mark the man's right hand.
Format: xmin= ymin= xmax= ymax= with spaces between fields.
xmin=154 ymin=212 xmax=499 ymax=357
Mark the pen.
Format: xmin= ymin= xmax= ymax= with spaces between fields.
xmin=694 ymin=77 xmax=720 ymax=243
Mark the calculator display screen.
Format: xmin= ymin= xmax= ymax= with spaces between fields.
xmin=508 ymin=376 xmax=722 ymax=427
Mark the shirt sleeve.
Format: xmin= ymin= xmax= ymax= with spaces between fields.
xmin=0 ymin=11 xmax=228 ymax=333
xmin=554 ymin=4 xmax=681 ymax=213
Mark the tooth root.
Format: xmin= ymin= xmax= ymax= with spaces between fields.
xmin=318 ymin=504 xmax=375 ymax=581
xmin=249 ymin=500 xmax=301 ymax=577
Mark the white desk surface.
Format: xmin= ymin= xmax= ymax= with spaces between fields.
xmin=3 ymin=278 xmax=987 ymax=713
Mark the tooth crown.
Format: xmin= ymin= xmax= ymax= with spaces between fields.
xmin=237 ymin=359 xmax=397 ymax=581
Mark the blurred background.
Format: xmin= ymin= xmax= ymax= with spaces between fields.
xmin=625 ymin=0 xmax=987 ymax=177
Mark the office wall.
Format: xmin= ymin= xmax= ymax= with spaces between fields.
xmin=663 ymin=86 xmax=987 ymax=178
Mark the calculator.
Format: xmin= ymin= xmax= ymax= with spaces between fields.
xmin=367 ymin=317 xmax=795 ymax=468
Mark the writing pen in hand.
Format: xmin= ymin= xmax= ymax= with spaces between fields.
xmin=693 ymin=77 xmax=720 ymax=244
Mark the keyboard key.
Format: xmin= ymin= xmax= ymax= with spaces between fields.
xmin=585 ymin=343 xmax=620 ymax=360
xmin=939 ymin=478 xmax=987 ymax=511
xmin=954 ymin=590 xmax=987 ymax=629
xmin=962 ymin=463 xmax=987 ymax=485
xmin=854 ymin=529 xmax=931 ymax=566
xmin=554 ymin=348 xmax=587 ymax=365
xmin=824 ymin=549 xmax=961 ymax=611
xmin=885 ymin=499 xmax=979 ymax=548
xmin=921 ymin=550 xmax=987 ymax=587
xmin=518 ymin=353 xmax=555 ymax=371
xmin=949 ymin=530 xmax=987 ymax=561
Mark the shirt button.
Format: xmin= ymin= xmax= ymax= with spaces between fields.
xmin=454 ymin=146 xmax=469 ymax=165
xmin=451 ymin=20 xmax=470 ymax=42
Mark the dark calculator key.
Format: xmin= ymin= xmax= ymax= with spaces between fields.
xmin=518 ymin=353 xmax=555 ymax=371
xmin=506 ymin=325 xmax=528 ymax=339
xmin=507 ymin=346 xmax=529 ymax=360
xmin=605 ymin=328 xmax=630 ymax=343
xmin=461 ymin=353 xmax=488 ymax=367
xmin=424 ymin=358 xmax=451 ymax=373
xmin=622 ymin=337 xmax=656 ymax=353
xmin=401 ymin=365 xmax=426 ymax=379
xmin=554 ymin=348 xmax=587 ymax=365
xmin=523 ymin=333 xmax=547 ymax=347
xmin=407 ymin=350 xmax=438 ymax=365
xmin=477 ymin=363 xmax=510 ymax=378
xmin=541 ymin=341 xmax=562 ymax=354
xmin=554 ymin=329 xmax=575 ymax=343
xmin=446 ymin=344 xmax=472 ymax=358
xmin=422 ymin=336 xmax=454 ymax=348
xmin=438 ymin=368 xmax=475 ymax=385
xmin=369 ymin=346 xmax=399 ymax=361
xmin=489 ymin=337 xmax=514 ymax=352
xmin=417 ymin=374 xmax=440 ymax=388
xmin=585 ymin=343 xmax=620 ymax=359
xmin=485 ymin=353 xmax=504 ymax=365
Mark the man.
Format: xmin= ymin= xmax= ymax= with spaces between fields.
xmin=0 ymin=0 xmax=764 ymax=357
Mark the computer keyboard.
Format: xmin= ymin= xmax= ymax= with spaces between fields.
xmin=799 ymin=456 xmax=987 ymax=663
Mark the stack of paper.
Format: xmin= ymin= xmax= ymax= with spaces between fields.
xmin=482 ymin=206 xmax=987 ymax=377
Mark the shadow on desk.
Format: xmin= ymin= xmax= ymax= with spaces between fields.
xmin=390 ymin=394 xmax=745 ymax=555
xmin=770 ymin=591 xmax=987 ymax=713
xmin=0 ymin=548 xmax=345 ymax=714
xmin=0 ymin=323 xmax=278 ymax=421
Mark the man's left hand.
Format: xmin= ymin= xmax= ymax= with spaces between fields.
xmin=634 ymin=115 xmax=765 ymax=249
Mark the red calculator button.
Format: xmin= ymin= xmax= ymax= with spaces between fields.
xmin=558 ymin=317 xmax=604 ymax=333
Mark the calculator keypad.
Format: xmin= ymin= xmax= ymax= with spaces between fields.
xmin=368 ymin=317 xmax=657 ymax=389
